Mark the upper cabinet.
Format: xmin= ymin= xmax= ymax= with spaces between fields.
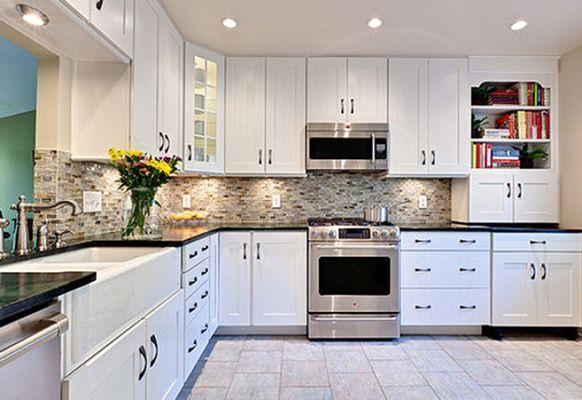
xmin=132 ymin=0 xmax=183 ymax=158
xmin=89 ymin=0 xmax=134 ymax=57
xmin=388 ymin=58 xmax=470 ymax=176
xmin=225 ymin=57 xmax=306 ymax=176
xmin=183 ymin=44 xmax=225 ymax=174
xmin=64 ymin=0 xmax=91 ymax=19
xmin=307 ymin=58 xmax=387 ymax=123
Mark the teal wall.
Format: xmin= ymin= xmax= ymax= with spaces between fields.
xmin=0 ymin=111 xmax=36 ymax=245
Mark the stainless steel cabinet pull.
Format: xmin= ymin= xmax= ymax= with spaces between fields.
xmin=415 ymin=239 xmax=432 ymax=243
xmin=350 ymin=98 xmax=354 ymax=114
xmin=150 ymin=335 xmax=158 ymax=367
xmin=517 ymin=183 xmax=523 ymax=198
xmin=268 ymin=149 xmax=272 ymax=165
xmin=188 ymin=340 xmax=198 ymax=353
xmin=187 ymin=144 xmax=192 ymax=161
xmin=201 ymin=323 xmax=209 ymax=334
xmin=415 ymin=305 xmax=432 ymax=310
xmin=188 ymin=277 xmax=198 ymax=286
xmin=421 ymin=150 xmax=426 ymax=165
xmin=189 ymin=251 xmax=198 ymax=259
xmin=459 ymin=239 xmax=476 ymax=244
xmin=243 ymin=243 xmax=247 ymax=260
xmin=201 ymin=268 xmax=209 ymax=276
xmin=530 ymin=263 xmax=536 ymax=280
xmin=541 ymin=263 xmax=547 ymax=280
xmin=138 ymin=345 xmax=147 ymax=380
xmin=459 ymin=267 xmax=476 ymax=272
xmin=256 ymin=243 xmax=261 ymax=260
xmin=258 ymin=149 xmax=263 ymax=165
xmin=201 ymin=245 xmax=209 ymax=252
xmin=340 ymin=99 xmax=345 ymax=114
xmin=529 ymin=240 xmax=547 ymax=245
xmin=414 ymin=268 xmax=431 ymax=272
xmin=506 ymin=183 xmax=511 ymax=198
xmin=460 ymin=305 xmax=477 ymax=310
xmin=431 ymin=150 xmax=436 ymax=165
xmin=188 ymin=302 xmax=198 ymax=313
xmin=201 ymin=290 xmax=209 ymax=299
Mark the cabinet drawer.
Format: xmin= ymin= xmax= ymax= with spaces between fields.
xmin=402 ymin=251 xmax=490 ymax=288
xmin=184 ymin=304 xmax=210 ymax=376
xmin=182 ymin=236 xmax=211 ymax=271
xmin=185 ymin=281 xmax=210 ymax=327
xmin=401 ymin=289 xmax=490 ymax=326
xmin=182 ymin=258 xmax=210 ymax=298
xmin=493 ymin=233 xmax=582 ymax=252
xmin=401 ymin=232 xmax=490 ymax=251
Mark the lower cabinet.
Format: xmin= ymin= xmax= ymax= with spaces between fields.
xmin=219 ymin=231 xmax=307 ymax=327
xmin=62 ymin=290 xmax=184 ymax=400
xmin=492 ymin=251 xmax=581 ymax=327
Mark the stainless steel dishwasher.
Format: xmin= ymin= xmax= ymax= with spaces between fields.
xmin=0 ymin=302 xmax=68 ymax=400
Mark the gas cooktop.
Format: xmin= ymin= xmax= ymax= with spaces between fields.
xmin=307 ymin=217 xmax=395 ymax=227
xmin=308 ymin=218 xmax=400 ymax=242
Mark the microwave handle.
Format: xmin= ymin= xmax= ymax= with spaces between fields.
xmin=371 ymin=133 xmax=376 ymax=164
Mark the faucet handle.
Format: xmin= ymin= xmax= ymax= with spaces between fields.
xmin=54 ymin=229 xmax=72 ymax=249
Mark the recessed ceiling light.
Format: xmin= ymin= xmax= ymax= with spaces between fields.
xmin=367 ymin=17 xmax=383 ymax=29
xmin=16 ymin=4 xmax=49 ymax=26
xmin=510 ymin=20 xmax=528 ymax=31
xmin=222 ymin=17 xmax=237 ymax=29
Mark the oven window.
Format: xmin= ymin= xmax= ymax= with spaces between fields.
xmin=309 ymin=138 xmax=373 ymax=160
xmin=318 ymin=256 xmax=390 ymax=296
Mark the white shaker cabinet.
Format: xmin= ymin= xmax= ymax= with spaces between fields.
xmin=219 ymin=231 xmax=307 ymax=327
xmin=307 ymin=57 xmax=387 ymax=123
xmin=89 ymin=0 xmax=134 ymax=57
xmin=226 ymin=57 xmax=306 ymax=176
xmin=64 ymin=0 xmax=90 ymax=19
xmin=252 ymin=231 xmax=307 ymax=326
xmin=388 ymin=58 xmax=469 ymax=176
xmin=513 ymin=171 xmax=560 ymax=223
xmin=208 ymin=234 xmax=220 ymax=333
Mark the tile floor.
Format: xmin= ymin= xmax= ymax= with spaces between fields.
xmin=177 ymin=334 xmax=582 ymax=400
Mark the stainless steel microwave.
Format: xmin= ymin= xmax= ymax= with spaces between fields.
xmin=306 ymin=123 xmax=389 ymax=171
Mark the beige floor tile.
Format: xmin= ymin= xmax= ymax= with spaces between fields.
xmin=329 ymin=373 xmax=385 ymax=400
xmin=194 ymin=361 xmax=238 ymax=387
xmin=226 ymin=373 xmax=280 ymax=400
xmin=244 ymin=336 xmax=284 ymax=351
xmin=362 ymin=343 xmax=409 ymax=360
xmin=481 ymin=385 xmax=544 ymax=400
xmin=283 ymin=340 xmax=324 ymax=361
xmin=488 ymin=350 xmax=553 ymax=372
xmin=458 ymin=359 xmax=523 ymax=385
xmin=437 ymin=338 xmax=494 ymax=361
xmin=279 ymin=387 xmax=332 ymax=400
xmin=320 ymin=341 xmax=363 ymax=351
xmin=324 ymin=348 xmax=372 ymax=373
xmin=208 ymin=340 xmax=246 ymax=362
xmin=407 ymin=350 xmax=462 ymax=372
xmin=236 ymin=351 xmax=282 ymax=373
xmin=371 ymin=360 xmax=426 ymax=386
xmin=188 ymin=387 xmax=229 ymax=400
xmin=397 ymin=336 xmax=440 ymax=350
xmin=382 ymin=386 xmax=439 ymax=400
xmin=423 ymin=371 xmax=490 ymax=400
xmin=281 ymin=361 xmax=329 ymax=387
xmin=517 ymin=372 xmax=582 ymax=400
xmin=544 ymin=358 xmax=582 ymax=385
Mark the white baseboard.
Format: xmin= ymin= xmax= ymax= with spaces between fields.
xmin=216 ymin=326 xmax=307 ymax=335
xmin=402 ymin=326 xmax=483 ymax=335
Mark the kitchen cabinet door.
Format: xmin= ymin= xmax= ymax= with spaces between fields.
xmin=157 ymin=17 xmax=183 ymax=157
xmin=514 ymin=171 xmax=559 ymax=224
xmin=225 ymin=58 xmax=266 ymax=174
xmin=62 ymin=320 xmax=146 ymax=400
xmin=90 ymin=0 xmax=134 ymax=57
xmin=388 ymin=58 xmax=429 ymax=175
xmin=145 ymin=291 xmax=184 ymax=400
xmin=209 ymin=234 xmax=220 ymax=334
xmin=428 ymin=59 xmax=469 ymax=175
xmin=307 ymin=58 xmax=347 ymax=123
xmin=252 ymin=231 xmax=307 ymax=326
xmin=347 ymin=58 xmax=387 ymax=123
xmin=492 ymin=253 xmax=538 ymax=326
xmin=132 ymin=0 xmax=159 ymax=154
xmin=469 ymin=171 xmax=514 ymax=223
xmin=219 ymin=232 xmax=252 ymax=326
xmin=265 ymin=58 xmax=306 ymax=175
xmin=537 ymin=253 xmax=581 ymax=327
xmin=184 ymin=43 xmax=225 ymax=174
xmin=64 ymin=0 xmax=90 ymax=19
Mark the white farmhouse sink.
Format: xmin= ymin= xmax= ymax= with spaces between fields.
xmin=0 ymin=246 xmax=181 ymax=374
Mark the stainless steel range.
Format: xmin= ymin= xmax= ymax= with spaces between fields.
xmin=307 ymin=218 xmax=401 ymax=339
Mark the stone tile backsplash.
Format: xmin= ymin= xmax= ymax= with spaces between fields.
xmin=32 ymin=150 xmax=451 ymax=238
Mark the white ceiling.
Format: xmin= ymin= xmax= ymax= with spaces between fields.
xmin=160 ymin=0 xmax=582 ymax=57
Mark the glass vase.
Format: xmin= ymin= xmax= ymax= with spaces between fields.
xmin=123 ymin=187 xmax=160 ymax=238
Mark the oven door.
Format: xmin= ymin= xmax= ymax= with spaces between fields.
xmin=306 ymin=130 xmax=388 ymax=171
xmin=309 ymin=241 xmax=399 ymax=313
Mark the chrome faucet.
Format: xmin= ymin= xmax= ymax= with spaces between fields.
xmin=0 ymin=211 xmax=9 ymax=259
xmin=10 ymin=195 xmax=81 ymax=256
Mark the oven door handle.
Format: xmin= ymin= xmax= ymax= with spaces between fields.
xmin=310 ymin=315 xmax=398 ymax=322
xmin=312 ymin=244 xmax=399 ymax=251
xmin=371 ymin=133 xmax=376 ymax=165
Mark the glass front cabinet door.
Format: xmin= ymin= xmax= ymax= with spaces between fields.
xmin=184 ymin=43 xmax=225 ymax=173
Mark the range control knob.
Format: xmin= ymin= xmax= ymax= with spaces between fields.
xmin=381 ymin=230 xmax=389 ymax=239
xmin=389 ymin=228 xmax=400 ymax=238
xmin=311 ymin=231 xmax=320 ymax=239
xmin=328 ymin=230 xmax=337 ymax=239
xmin=372 ymin=230 xmax=380 ymax=238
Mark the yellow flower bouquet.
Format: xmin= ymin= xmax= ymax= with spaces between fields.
xmin=109 ymin=148 xmax=181 ymax=237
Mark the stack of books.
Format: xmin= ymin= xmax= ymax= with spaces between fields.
xmin=517 ymin=82 xmax=550 ymax=106
xmin=494 ymin=111 xmax=550 ymax=139
xmin=482 ymin=128 xmax=511 ymax=139
xmin=472 ymin=144 xmax=521 ymax=169
xmin=490 ymin=87 xmax=519 ymax=105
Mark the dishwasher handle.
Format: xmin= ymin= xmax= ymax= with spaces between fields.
xmin=0 ymin=313 xmax=69 ymax=368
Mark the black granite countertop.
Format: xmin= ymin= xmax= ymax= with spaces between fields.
xmin=400 ymin=223 xmax=582 ymax=233
xmin=0 ymin=271 xmax=96 ymax=326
